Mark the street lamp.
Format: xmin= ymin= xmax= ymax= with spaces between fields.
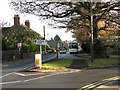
xmin=90 ymin=0 xmax=94 ymax=63
xmin=43 ymin=25 xmax=47 ymax=54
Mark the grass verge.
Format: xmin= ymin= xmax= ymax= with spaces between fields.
xmin=81 ymin=53 xmax=90 ymax=56
xmin=87 ymin=58 xmax=119 ymax=67
xmin=110 ymin=55 xmax=120 ymax=58
xmin=42 ymin=59 xmax=73 ymax=70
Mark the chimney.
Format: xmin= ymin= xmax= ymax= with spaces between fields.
xmin=14 ymin=14 xmax=20 ymax=25
xmin=25 ymin=20 xmax=30 ymax=28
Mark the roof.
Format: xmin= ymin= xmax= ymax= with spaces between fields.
xmin=2 ymin=24 xmax=29 ymax=38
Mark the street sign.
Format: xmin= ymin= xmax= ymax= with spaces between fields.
xmin=34 ymin=39 xmax=47 ymax=45
xmin=18 ymin=43 xmax=22 ymax=48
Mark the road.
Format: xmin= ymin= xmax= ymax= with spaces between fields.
xmin=1 ymin=52 xmax=119 ymax=89
xmin=2 ymin=53 xmax=57 ymax=75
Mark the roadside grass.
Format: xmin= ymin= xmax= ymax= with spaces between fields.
xmin=81 ymin=53 xmax=90 ymax=56
xmin=110 ymin=55 xmax=120 ymax=58
xmin=87 ymin=58 xmax=119 ymax=67
xmin=42 ymin=59 xmax=73 ymax=70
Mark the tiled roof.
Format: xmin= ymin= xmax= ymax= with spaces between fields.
xmin=2 ymin=24 xmax=29 ymax=38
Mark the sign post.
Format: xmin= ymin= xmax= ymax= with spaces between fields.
xmin=18 ymin=43 xmax=22 ymax=59
xmin=34 ymin=39 xmax=47 ymax=68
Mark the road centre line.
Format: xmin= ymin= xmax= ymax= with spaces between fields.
xmin=23 ymin=70 xmax=81 ymax=82
xmin=0 ymin=72 xmax=16 ymax=79
xmin=80 ymin=76 xmax=119 ymax=90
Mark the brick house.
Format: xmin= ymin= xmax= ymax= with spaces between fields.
xmin=2 ymin=14 xmax=30 ymax=37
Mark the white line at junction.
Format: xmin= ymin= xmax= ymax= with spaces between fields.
xmin=0 ymin=80 xmax=22 ymax=85
xmin=0 ymin=72 xmax=16 ymax=79
xmin=15 ymin=72 xmax=45 ymax=76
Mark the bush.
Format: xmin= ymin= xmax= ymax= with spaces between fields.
xmin=94 ymin=40 xmax=109 ymax=58
xmin=46 ymin=44 xmax=51 ymax=50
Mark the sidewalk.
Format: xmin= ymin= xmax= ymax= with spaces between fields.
xmin=2 ymin=52 xmax=55 ymax=66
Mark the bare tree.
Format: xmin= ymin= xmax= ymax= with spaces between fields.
xmin=9 ymin=1 xmax=120 ymax=57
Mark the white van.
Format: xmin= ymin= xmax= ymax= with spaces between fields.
xmin=78 ymin=46 xmax=82 ymax=53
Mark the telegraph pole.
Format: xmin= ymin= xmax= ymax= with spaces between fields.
xmin=90 ymin=0 xmax=94 ymax=62
xmin=43 ymin=25 xmax=46 ymax=54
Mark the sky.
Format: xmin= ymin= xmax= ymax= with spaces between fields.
xmin=0 ymin=0 xmax=75 ymax=41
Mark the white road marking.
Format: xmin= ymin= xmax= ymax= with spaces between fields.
xmin=1 ymin=69 xmax=81 ymax=85
xmin=15 ymin=73 xmax=26 ymax=76
xmin=80 ymin=76 xmax=120 ymax=89
xmin=0 ymin=81 xmax=22 ymax=85
xmin=15 ymin=72 xmax=45 ymax=76
xmin=23 ymin=73 xmax=59 ymax=82
xmin=0 ymin=72 xmax=16 ymax=79
xmin=23 ymin=70 xmax=81 ymax=82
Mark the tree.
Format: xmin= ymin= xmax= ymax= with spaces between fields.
xmin=9 ymin=1 xmax=120 ymax=57
xmin=1 ymin=21 xmax=11 ymax=27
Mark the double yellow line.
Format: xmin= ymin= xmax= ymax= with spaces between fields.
xmin=79 ymin=76 xmax=119 ymax=90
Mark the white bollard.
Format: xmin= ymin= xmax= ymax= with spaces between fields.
xmin=35 ymin=54 xmax=42 ymax=68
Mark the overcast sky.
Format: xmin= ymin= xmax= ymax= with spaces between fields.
xmin=0 ymin=0 xmax=75 ymax=41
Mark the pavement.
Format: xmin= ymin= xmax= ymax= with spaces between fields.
xmin=2 ymin=52 xmax=55 ymax=65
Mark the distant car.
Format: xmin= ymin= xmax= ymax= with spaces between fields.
xmin=78 ymin=46 xmax=82 ymax=53
xmin=47 ymin=49 xmax=53 ymax=53
xmin=60 ymin=48 xmax=66 ymax=54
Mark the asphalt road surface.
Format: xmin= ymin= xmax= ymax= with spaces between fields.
xmin=1 ymin=52 xmax=119 ymax=89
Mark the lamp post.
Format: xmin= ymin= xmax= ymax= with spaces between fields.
xmin=43 ymin=25 xmax=47 ymax=54
xmin=90 ymin=0 xmax=94 ymax=62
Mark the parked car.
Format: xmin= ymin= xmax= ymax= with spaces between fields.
xmin=60 ymin=48 xmax=66 ymax=54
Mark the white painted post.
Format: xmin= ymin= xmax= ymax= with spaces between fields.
xmin=35 ymin=54 xmax=42 ymax=68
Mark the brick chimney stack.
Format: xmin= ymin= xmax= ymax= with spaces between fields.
xmin=14 ymin=14 xmax=20 ymax=25
xmin=25 ymin=20 xmax=30 ymax=28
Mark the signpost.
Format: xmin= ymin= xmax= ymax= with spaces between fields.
xmin=34 ymin=39 xmax=47 ymax=45
xmin=34 ymin=39 xmax=47 ymax=68
xmin=18 ymin=43 xmax=22 ymax=59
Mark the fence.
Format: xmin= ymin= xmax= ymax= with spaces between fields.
xmin=2 ymin=50 xmax=50 ymax=61
xmin=2 ymin=50 xmax=19 ymax=60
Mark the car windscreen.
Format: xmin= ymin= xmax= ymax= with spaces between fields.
xmin=69 ymin=43 xmax=78 ymax=49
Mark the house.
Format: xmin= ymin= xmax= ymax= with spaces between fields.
xmin=47 ymin=35 xmax=69 ymax=50
xmin=2 ymin=14 xmax=30 ymax=38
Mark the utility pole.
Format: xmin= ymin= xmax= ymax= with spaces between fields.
xmin=43 ymin=25 xmax=46 ymax=54
xmin=90 ymin=0 xmax=94 ymax=62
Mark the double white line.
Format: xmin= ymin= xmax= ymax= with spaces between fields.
xmin=80 ymin=76 xmax=119 ymax=90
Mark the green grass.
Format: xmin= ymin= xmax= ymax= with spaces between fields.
xmin=81 ymin=53 xmax=90 ymax=56
xmin=110 ymin=55 xmax=120 ymax=58
xmin=87 ymin=58 xmax=119 ymax=67
xmin=42 ymin=59 xmax=73 ymax=70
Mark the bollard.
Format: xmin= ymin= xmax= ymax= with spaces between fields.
xmin=57 ymin=52 xmax=59 ymax=59
xmin=13 ymin=56 xmax=15 ymax=60
xmin=35 ymin=54 xmax=42 ymax=68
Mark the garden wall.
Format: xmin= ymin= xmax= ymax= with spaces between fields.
xmin=2 ymin=50 xmax=40 ymax=61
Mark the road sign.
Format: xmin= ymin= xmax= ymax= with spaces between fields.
xmin=34 ymin=39 xmax=47 ymax=45
xmin=18 ymin=43 xmax=22 ymax=48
